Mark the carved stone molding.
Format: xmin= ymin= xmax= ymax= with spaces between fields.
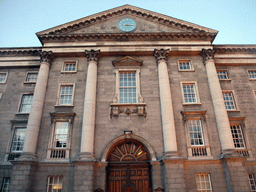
xmin=154 ymin=48 xmax=169 ymax=63
xmin=39 ymin=51 xmax=53 ymax=63
xmin=181 ymin=110 xmax=207 ymax=122
xmin=84 ymin=49 xmax=100 ymax=62
xmin=110 ymin=104 xmax=147 ymax=118
xmin=201 ymin=49 xmax=215 ymax=64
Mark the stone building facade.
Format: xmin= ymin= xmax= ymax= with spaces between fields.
xmin=0 ymin=4 xmax=256 ymax=192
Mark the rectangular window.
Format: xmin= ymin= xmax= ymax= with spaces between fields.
xmin=182 ymin=83 xmax=198 ymax=103
xmin=62 ymin=61 xmax=77 ymax=72
xmin=249 ymin=174 xmax=256 ymax=192
xmin=230 ymin=125 xmax=246 ymax=149
xmin=1 ymin=177 xmax=10 ymax=192
xmin=179 ymin=60 xmax=192 ymax=71
xmin=47 ymin=176 xmax=63 ymax=192
xmin=0 ymin=73 xmax=7 ymax=83
xmin=59 ymin=85 xmax=74 ymax=105
xmin=248 ymin=70 xmax=256 ymax=79
xmin=19 ymin=94 xmax=33 ymax=113
xmin=217 ymin=70 xmax=228 ymax=80
xmin=119 ymin=71 xmax=137 ymax=103
xmin=11 ymin=128 xmax=26 ymax=152
xmin=195 ymin=174 xmax=212 ymax=192
xmin=53 ymin=122 xmax=69 ymax=148
xmin=26 ymin=72 xmax=38 ymax=82
xmin=223 ymin=92 xmax=236 ymax=110
xmin=188 ymin=120 xmax=204 ymax=146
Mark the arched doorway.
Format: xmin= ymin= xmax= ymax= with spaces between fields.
xmin=106 ymin=139 xmax=152 ymax=192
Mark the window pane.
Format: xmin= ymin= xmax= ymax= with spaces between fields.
xmin=0 ymin=73 xmax=7 ymax=83
xmin=195 ymin=174 xmax=212 ymax=192
xmin=217 ymin=70 xmax=228 ymax=79
xmin=249 ymin=70 xmax=256 ymax=79
xmin=54 ymin=122 xmax=69 ymax=148
xmin=179 ymin=61 xmax=191 ymax=70
xmin=64 ymin=63 xmax=76 ymax=72
xmin=1 ymin=177 xmax=10 ymax=192
xmin=11 ymin=128 xmax=26 ymax=152
xmin=19 ymin=94 xmax=33 ymax=113
xmin=26 ymin=73 xmax=38 ymax=82
xmin=59 ymin=85 xmax=73 ymax=105
xmin=230 ymin=125 xmax=245 ymax=148
xmin=47 ymin=176 xmax=63 ymax=192
xmin=223 ymin=92 xmax=236 ymax=110
xmin=188 ymin=120 xmax=204 ymax=146
xmin=119 ymin=72 xmax=137 ymax=103
xmin=183 ymin=84 xmax=197 ymax=103
xmin=248 ymin=174 xmax=256 ymax=192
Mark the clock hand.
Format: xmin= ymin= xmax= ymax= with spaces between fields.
xmin=122 ymin=24 xmax=135 ymax=26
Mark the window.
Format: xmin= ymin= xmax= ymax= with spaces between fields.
xmin=249 ymin=174 xmax=256 ymax=192
xmin=58 ymin=84 xmax=74 ymax=105
xmin=11 ymin=128 xmax=26 ymax=152
xmin=19 ymin=94 xmax=33 ymax=113
xmin=47 ymin=176 xmax=63 ymax=192
xmin=248 ymin=70 xmax=256 ymax=79
xmin=223 ymin=91 xmax=236 ymax=110
xmin=1 ymin=177 xmax=10 ymax=192
xmin=230 ymin=125 xmax=246 ymax=149
xmin=25 ymin=72 xmax=38 ymax=82
xmin=62 ymin=61 xmax=77 ymax=73
xmin=195 ymin=174 xmax=212 ymax=192
xmin=119 ymin=71 xmax=137 ymax=103
xmin=182 ymin=82 xmax=200 ymax=104
xmin=178 ymin=60 xmax=193 ymax=71
xmin=53 ymin=122 xmax=69 ymax=149
xmin=0 ymin=73 xmax=7 ymax=83
xmin=217 ymin=70 xmax=228 ymax=80
xmin=188 ymin=120 xmax=204 ymax=146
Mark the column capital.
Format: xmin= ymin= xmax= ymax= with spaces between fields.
xmin=39 ymin=51 xmax=53 ymax=63
xmin=201 ymin=49 xmax=215 ymax=64
xmin=154 ymin=48 xmax=169 ymax=63
xmin=85 ymin=49 xmax=100 ymax=63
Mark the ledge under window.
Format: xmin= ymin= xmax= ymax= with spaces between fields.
xmin=182 ymin=103 xmax=202 ymax=106
xmin=219 ymin=79 xmax=231 ymax=82
xmin=110 ymin=103 xmax=146 ymax=118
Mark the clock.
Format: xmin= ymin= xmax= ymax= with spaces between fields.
xmin=118 ymin=18 xmax=137 ymax=32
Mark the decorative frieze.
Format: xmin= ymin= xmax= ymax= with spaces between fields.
xmin=110 ymin=103 xmax=147 ymax=117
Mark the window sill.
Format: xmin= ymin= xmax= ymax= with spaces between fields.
xmin=227 ymin=110 xmax=240 ymax=112
xmin=24 ymin=81 xmax=36 ymax=84
xmin=110 ymin=103 xmax=147 ymax=117
xmin=15 ymin=113 xmax=30 ymax=115
xmin=54 ymin=105 xmax=74 ymax=107
xmin=249 ymin=78 xmax=256 ymax=81
xmin=182 ymin=103 xmax=202 ymax=106
xmin=178 ymin=69 xmax=195 ymax=72
xmin=187 ymin=156 xmax=214 ymax=160
xmin=61 ymin=71 xmax=77 ymax=74
xmin=219 ymin=79 xmax=231 ymax=81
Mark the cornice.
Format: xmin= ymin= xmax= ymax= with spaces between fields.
xmin=36 ymin=5 xmax=218 ymax=36
xmin=0 ymin=48 xmax=41 ymax=56
xmin=214 ymin=45 xmax=256 ymax=54
xmin=38 ymin=32 xmax=216 ymax=45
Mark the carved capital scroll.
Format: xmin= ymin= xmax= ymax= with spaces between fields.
xmin=85 ymin=49 xmax=100 ymax=63
xmin=154 ymin=48 xmax=169 ymax=63
xmin=39 ymin=51 xmax=53 ymax=63
xmin=201 ymin=49 xmax=215 ymax=64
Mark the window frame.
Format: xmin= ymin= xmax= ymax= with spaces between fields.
xmin=24 ymin=71 xmax=38 ymax=83
xmin=56 ymin=83 xmax=75 ymax=106
xmin=178 ymin=59 xmax=194 ymax=71
xmin=248 ymin=70 xmax=256 ymax=80
xmin=1 ymin=177 xmax=10 ymax=192
xmin=248 ymin=173 xmax=256 ymax=192
xmin=187 ymin=119 xmax=205 ymax=147
xmin=222 ymin=91 xmax=237 ymax=111
xmin=230 ymin=124 xmax=246 ymax=149
xmin=0 ymin=72 xmax=8 ymax=84
xmin=47 ymin=176 xmax=63 ymax=192
xmin=17 ymin=93 xmax=34 ymax=114
xmin=195 ymin=173 xmax=213 ymax=192
xmin=181 ymin=81 xmax=201 ymax=105
xmin=217 ymin=70 xmax=230 ymax=80
xmin=61 ymin=60 xmax=78 ymax=73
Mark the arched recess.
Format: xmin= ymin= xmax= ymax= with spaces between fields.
xmin=101 ymin=133 xmax=157 ymax=162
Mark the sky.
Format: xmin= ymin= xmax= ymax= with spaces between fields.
xmin=0 ymin=0 xmax=255 ymax=48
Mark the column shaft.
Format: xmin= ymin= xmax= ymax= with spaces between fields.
xmin=80 ymin=50 xmax=100 ymax=159
xmin=154 ymin=49 xmax=178 ymax=156
xmin=22 ymin=51 xmax=52 ymax=158
xmin=202 ymin=49 xmax=234 ymax=152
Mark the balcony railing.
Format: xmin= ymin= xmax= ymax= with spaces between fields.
xmin=7 ymin=153 xmax=21 ymax=161
xmin=50 ymin=149 xmax=66 ymax=159
xmin=191 ymin=146 xmax=208 ymax=157
xmin=236 ymin=149 xmax=249 ymax=157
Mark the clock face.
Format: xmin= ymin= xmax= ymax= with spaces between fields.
xmin=118 ymin=18 xmax=137 ymax=32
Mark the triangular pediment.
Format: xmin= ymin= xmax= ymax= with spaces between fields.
xmin=112 ymin=56 xmax=143 ymax=66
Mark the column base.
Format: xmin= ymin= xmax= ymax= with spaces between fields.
xmin=18 ymin=152 xmax=37 ymax=161
xmin=162 ymin=151 xmax=180 ymax=160
xmin=79 ymin=152 xmax=96 ymax=161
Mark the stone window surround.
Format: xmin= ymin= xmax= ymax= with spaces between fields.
xmin=177 ymin=59 xmax=194 ymax=72
xmin=16 ymin=93 xmax=34 ymax=114
xmin=217 ymin=69 xmax=230 ymax=81
xmin=195 ymin=173 xmax=213 ymax=192
xmin=46 ymin=112 xmax=76 ymax=161
xmin=4 ymin=120 xmax=27 ymax=162
xmin=181 ymin=81 xmax=201 ymax=105
xmin=247 ymin=69 xmax=256 ymax=80
xmin=61 ymin=60 xmax=78 ymax=73
xmin=222 ymin=90 xmax=239 ymax=111
xmin=0 ymin=72 xmax=8 ymax=84
xmin=181 ymin=110 xmax=213 ymax=160
xmin=24 ymin=71 xmax=38 ymax=83
xmin=55 ymin=83 xmax=75 ymax=107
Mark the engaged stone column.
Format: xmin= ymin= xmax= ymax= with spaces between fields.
xmin=80 ymin=49 xmax=100 ymax=160
xmin=21 ymin=51 xmax=52 ymax=160
xmin=154 ymin=49 xmax=178 ymax=158
xmin=201 ymin=49 xmax=235 ymax=154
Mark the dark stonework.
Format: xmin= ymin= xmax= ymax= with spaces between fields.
xmin=201 ymin=48 xmax=215 ymax=64
xmin=84 ymin=49 xmax=100 ymax=62
xmin=39 ymin=51 xmax=53 ymax=63
xmin=154 ymin=48 xmax=169 ymax=63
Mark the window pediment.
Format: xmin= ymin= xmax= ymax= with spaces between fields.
xmin=112 ymin=56 xmax=143 ymax=67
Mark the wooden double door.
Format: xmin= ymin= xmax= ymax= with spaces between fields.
xmin=107 ymin=164 xmax=151 ymax=192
